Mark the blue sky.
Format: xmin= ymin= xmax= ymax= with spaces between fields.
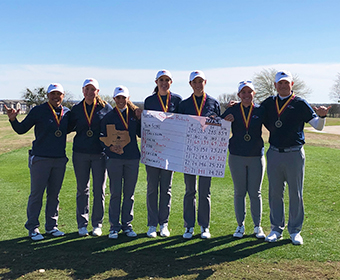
xmin=1 ymin=0 xmax=340 ymax=102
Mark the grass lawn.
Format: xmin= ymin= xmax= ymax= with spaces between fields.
xmin=0 ymin=115 xmax=339 ymax=279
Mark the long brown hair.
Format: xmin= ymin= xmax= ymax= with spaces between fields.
xmin=96 ymin=95 xmax=107 ymax=107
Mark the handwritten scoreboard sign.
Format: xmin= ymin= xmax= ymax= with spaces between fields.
xmin=141 ymin=110 xmax=231 ymax=178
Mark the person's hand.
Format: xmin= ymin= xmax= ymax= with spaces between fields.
xmin=226 ymin=100 xmax=238 ymax=108
xmin=110 ymin=145 xmax=123 ymax=154
xmin=4 ymin=105 xmax=20 ymax=121
xmin=224 ymin=114 xmax=234 ymax=122
xmin=313 ymin=106 xmax=331 ymax=117
xmin=135 ymin=108 xmax=142 ymax=120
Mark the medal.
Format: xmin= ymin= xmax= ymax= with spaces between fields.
xmin=47 ymin=102 xmax=64 ymax=137
xmin=275 ymin=120 xmax=283 ymax=128
xmin=244 ymin=133 xmax=251 ymax=141
xmin=192 ymin=92 xmax=207 ymax=116
xmin=275 ymin=93 xmax=295 ymax=129
xmin=83 ymin=99 xmax=97 ymax=136
xmin=55 ymin=129 xmax=62 ymax=137
xmin=240 ymin=103 xmax=254 ymax=142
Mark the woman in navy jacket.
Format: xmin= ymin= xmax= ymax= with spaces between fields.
xmin=221 ymin=81 xmax=266 ymax=239
xmin=100 ymin=86 xmax=141 ymax=239
xmin=143 ymin=70 xmax=182 ymax=238
xmin=178 ymin=70 xmax=220 ymax=239
xmin=68 ymin=78 xmax=112 ymax=237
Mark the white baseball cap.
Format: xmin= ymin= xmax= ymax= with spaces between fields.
xmin=83 ymin=78 xmax=99 ymax=90
xmin=238 ymin=80 xmax=255 ymax=93
xmin=113 ymin=85 xmax=130 ymax=98
xmin=275 ymin=70 xmax=293 ymax=83
xmin=189 ymin=70 xmax=206 ymax=82
xmin=47 ymin=83 xmax=64 ymax=94
xmin=155 ymin=69 xmax=172 ymax=81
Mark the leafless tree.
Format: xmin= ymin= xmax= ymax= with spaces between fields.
xmin=329 ymin=72 xmax=340 ymax=103
xmin=252 ymin=68 xmax=311 ymax=103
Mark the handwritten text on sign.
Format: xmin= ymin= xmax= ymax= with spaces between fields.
xmin=141 ymin=110 xmax=231 ymax=178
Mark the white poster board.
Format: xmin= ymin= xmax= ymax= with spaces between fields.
xmin=141 ymin=110 xmax=231 ymax=178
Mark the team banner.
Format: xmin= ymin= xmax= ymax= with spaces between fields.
xmin=141 ymin=110 xmax=231 ymax=178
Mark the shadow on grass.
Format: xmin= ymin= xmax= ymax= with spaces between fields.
xmin=0 ymin=232 xmax=290 ymax=279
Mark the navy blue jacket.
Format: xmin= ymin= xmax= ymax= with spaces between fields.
xmin=68 ymin=99 xmax=112 ymax=154
xmin=221 ymin=103 xmax=264 ymax=157
xmin=144 ymin=92 xmax=182 ymax=113
xmin=101 ymin=107 xmax=141 ymax=160
xmin=178 ymin=93 xmax=220 ymax=117
xmin=10 ymin=102 xmax=70 ymax=158
xmin=261 ymin=94 xmax=317 ymax=148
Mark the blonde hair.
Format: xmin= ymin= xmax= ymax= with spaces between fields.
xmin=96 ymin=95 xmax=107 ymax=107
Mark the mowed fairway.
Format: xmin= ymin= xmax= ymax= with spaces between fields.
xmin=0 ymin=115 xmax=339 ymax=279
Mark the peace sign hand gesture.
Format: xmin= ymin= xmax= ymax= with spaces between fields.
xmin=4 ymin=105 xmax=20 ymax=121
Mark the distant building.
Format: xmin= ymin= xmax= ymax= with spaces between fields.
xmin=0 ymin=100 xmax=32 ymax=114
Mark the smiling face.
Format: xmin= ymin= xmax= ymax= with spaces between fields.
xmin=274 ymin=80 xmax=294 ymax=97
xmin=114 ymin=95 xmax=129 ymax=110
xmin=155 ymin=75 xmax=172 ymax=95
xmin=238 ymin=86 xmax=255 ymax=107
xmin=190 ymin=77 xmax=206 ymax=96
xmin=47 ymin=91 xmax=64 ymax=107
xmin=83 ymin=84 xmax=99 ymax=104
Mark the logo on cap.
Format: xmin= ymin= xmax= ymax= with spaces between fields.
xmin=119 ymin=88 xmax=122 ymax=91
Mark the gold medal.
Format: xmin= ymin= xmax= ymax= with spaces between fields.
xmin=55 ymin=129 xmax=62 ymax=137
xmin=86 ymin=129 xmax=94 ymax=137
xmin=244 ymin=133 xmax=251 ymax=141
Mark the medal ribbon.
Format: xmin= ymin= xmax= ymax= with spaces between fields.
xmin=240 ymin=103 xmax=254 ymax=131
xmin=157 ymin=92 xmax=170 ymax=112
xmin=83 ymin=99 xmax=97 ymax=128
xmin=275 ymin=93 xmax=295 ymax=118
xmin=192 ymin=92 xmax=207 ymax=116
xmin=47 ymin=102 xmax=63 ymax=127
xmin=115 ymin=106 xmax=129 ymax=130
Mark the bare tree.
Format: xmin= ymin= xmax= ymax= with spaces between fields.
xmin=329 ymin=72 xmax=340 ymax=103
xmin=252 ymin=68 xmax=311 ymax=103
xmin=22 ymin=87 xmax=47 ymax=106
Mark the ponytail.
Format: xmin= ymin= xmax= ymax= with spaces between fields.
xmin=153 ymin=86 xmax=159 ymax=94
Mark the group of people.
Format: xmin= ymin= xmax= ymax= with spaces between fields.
xmin=5 ymin=69 xmax=330 ymax=245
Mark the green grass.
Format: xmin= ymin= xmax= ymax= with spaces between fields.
xmin=0 ymin=143 xmax=340 ymax=279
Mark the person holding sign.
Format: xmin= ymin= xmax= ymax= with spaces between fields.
xmin=261 ymin=70 xmax=330 ymax=245
xmin=143 ymin=70 xmax=182 ymax=238
xmin=5 ymin=83 xmax=69 ymax=241
xmin=221 ymin=81 xmax=266 ymax=239
xmin=178 ymin=70 xmax=221 ymax=239
xmin=68 ymin=78 xmax=113 ymax=237
xmin=100 ymin=86 xmax=141 ymax=239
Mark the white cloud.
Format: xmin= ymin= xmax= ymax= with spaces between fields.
xmin=0 ymin=63 xmax=338 ymax=103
